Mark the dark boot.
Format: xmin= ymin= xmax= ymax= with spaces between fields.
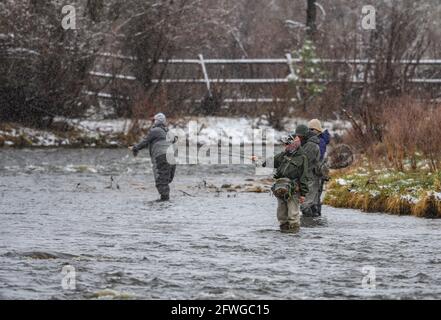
xmin=302 ymin=206 xmax=320 ymax=218
xmin=287 ymin=223 xmax=300 ymax=233
xmin=317 ymin=204 xmax=322 ymax=216
xmin=279 ymin=222 xmax=289 ymax=232
xmin=160 ymin=194 xmax=170 ymax=202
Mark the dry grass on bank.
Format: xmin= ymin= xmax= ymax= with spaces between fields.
xmin=324 ymin=165 xmax=441 ymax=218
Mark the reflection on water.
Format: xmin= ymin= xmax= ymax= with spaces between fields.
xmin=1 ymin=149 xmax=441 ymax=299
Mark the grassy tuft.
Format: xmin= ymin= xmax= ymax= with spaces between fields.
xmin=324 ymin=166 xmax=441 ymax=218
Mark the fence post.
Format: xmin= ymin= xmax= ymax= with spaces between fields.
xmin=199 ymin=54 xmax=212 ymax=97
xmin=286 ymin=53 xmax=296 ymax=76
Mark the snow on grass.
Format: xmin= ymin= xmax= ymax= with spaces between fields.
xmin=70 ymin=116 xmax=348 ymax=146
xmin=1 ymin=116 xmax=350 ymax=147
xmin=74 ymin=116 xmax=286 ymax=145
xmin=182 ymin=116 xmax=284 ymax=145
xmin=370 ymin=190 xmax=381 ymax=197
xmin=433 ymin=192 xmax=441 ymax=201
xmin=401 ymin=194 xmax=419 ymax=204
xmin=336 ymin=178 xmax=349 ymax=186
xmin=325 ymin=162 xmax=441 ymax=217
xmin=0 ymin=127 xmax=69 ymax=147
xmin=77 ymin=119 xmax=133 ymax=134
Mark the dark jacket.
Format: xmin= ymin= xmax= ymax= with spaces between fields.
xmin=133 ymin=124 xmax=172 ymax=160
xmin=318 ymin=129 xmax=331 ymax=161
xmin=302 ymin=131 xmax=321 ymax=177
xmin=273 ymin=148 xmax=309 ymax=196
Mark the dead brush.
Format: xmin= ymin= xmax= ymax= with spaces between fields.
xmin=412 ymin=194 xmax=441 ymax=218
xmin=417 ymin=106 xmax=441 ymax=172
xmin=386 ymin=196 xmax=413 ymax=216
xmin=382 ymin=97 xmax=424 ymax=171
xmin=125 ymin=93 xmax=157 ymax=145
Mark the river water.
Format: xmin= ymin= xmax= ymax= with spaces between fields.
xmin=0 ymin=149 xmax=440 ymax=300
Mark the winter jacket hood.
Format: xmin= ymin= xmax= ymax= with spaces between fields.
xmin=304 ymin=131 xmax=320 ymax=145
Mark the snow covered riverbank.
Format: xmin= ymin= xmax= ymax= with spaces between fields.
xmin=324 ymin=165 xmax=441 ymax=218
xmin=0 ymin=117 xmax=350 ymax=148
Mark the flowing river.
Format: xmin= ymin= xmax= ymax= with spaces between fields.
xmin=1 ymin=149 xmax=440 ymax=299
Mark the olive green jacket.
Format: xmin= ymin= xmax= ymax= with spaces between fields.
xmin=273 ymin=148 xmax=309 ymax=196
xmin=302 ymin=132 xmax=321 ymax=177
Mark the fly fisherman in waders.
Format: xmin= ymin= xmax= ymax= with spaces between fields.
xmin=308 ymin=119 xmax=331 ymax=216
xmin=257 ymin=125 xmax=309 ymax=232
xmin=129 ymin=113 xmax=177 ymax=202
xmin=295 ymin=124 xmax=321 ymax=217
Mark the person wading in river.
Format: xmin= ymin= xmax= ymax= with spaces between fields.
xmin=260 ymin=126 xmax=309 ymax=232
xmin=129 ymin=113 xmax=177 ymax=202
xmin=295 ymin=124 xmax=321 ymax=217
xmin=308 ymin=119 xmax=331 ymax=216
xmin=273 ymin=132 xmax=308 ymax=231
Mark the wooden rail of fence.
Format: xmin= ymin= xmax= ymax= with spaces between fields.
xmin=86 ymin=53 xmax=441 ymax=102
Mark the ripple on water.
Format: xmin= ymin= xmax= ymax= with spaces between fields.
xmin=2 ymin=251 xmax=79 ymax=260
xmin=0 ymin=212 xmax=27 ymax=216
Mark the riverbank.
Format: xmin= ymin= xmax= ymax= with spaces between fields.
xmin=0 ymin=117 xmax=349 ymax=148
xmin=324 ymin=165 xmax=441 ymax=218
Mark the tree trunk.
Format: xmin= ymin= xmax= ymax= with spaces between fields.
xmin=306 ymin=0 xmax=317 ymax=39
xmin=87 ymin=0 xmax=104 ymax=22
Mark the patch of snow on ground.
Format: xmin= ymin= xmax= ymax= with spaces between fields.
xmin=2 ymin=116 xmax=350 ymax=147
xmin=401 ymin=194 xmax=419 ymax=204
xmin=78 ymin=119 xmax=133 ymax=134
xmin=370 ymin=190 xmax=381 ymax=197
xmin=185 ymin=117 xmax=285 ymax=145
xmin=430 ymin=192 xmax=441 ymax=201
xmin=1 ymin=127 xmax=69 ymax=147
xmin=336 ymin=178 xmax=348 ymax=186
